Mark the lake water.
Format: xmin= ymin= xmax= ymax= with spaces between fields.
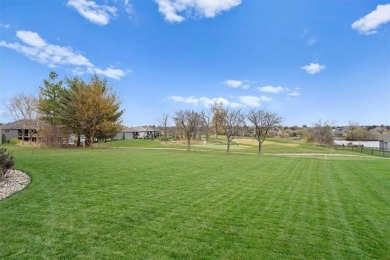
xmin=334 ymin=140 xmax=379 ymax=148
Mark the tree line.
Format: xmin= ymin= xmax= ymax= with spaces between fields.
xmin=170 ymin=103 xmax=282 ymax=154
xmin=4 ymin=71 xmax=354 ymax=151
xmin=5 ymin=72 xmax=124 ymax=147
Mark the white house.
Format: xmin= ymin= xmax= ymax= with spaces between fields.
xmin=378 ymin=134 xmax=390 ymax=152
xmin=115 ymin=126 xmax=160 ymax=140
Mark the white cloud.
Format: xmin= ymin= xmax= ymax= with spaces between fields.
xmin=0 ymin=30 xmax=127 ymax=80
xmin=169 ymin=96 xmax=231 ymax=107
xmin=170 ymin=96 xmax=199 ymax=105
xmin=287 ymin=90 xmax=301 ymax=97
xmin=260 ymin=95 xmax=273 ymax=102
xmin=300 ymin=29 xmax=318 ymax=47
xmin=16 ymin=31 xmax=47 ymax=48
xmin=155 ymin=0 xmax=242 ymax=23
xmin=0 ymin=109 xmax=7 ymax=117
xmin=225 ymin=79 xmax=243 ymax=88
xmin=201 ymin=97 xmax=230 ymax=106
xmin=67 ymin=0 xmax=117 ymax=26
xmin=169 ymin=94 xmax=276 ymax=108
xmin=301 ymin=63 xmax=326 ymax=75
xmin=0 ymin=23 xmax=11 ymax=29
xmin=224 ymin=79 xmax=250 ymax=89
xmin=257 ymin=85 xmax=285 ymax=94
xmin=238 ymin=95 xmax=273 ymax=107
xmin=72 ymin=67 xmax=86 ymax=76
xmin=124 ymin=0 xmax=133 ymax=16
xmin=92 ymin=67 xmax=127 ymax=80
xmin=239 ymin=96 xmax=261 ymax=107
xmin=230 ymin=102 xmax=242 ymax=108
xmin=352 ymin=4 xmax=390 ymax=35
xmin=155 ymin=0 xmax=185 ymax=23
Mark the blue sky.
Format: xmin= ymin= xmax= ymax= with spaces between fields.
xmin=0 ymin=0 xmax=389 ymax=127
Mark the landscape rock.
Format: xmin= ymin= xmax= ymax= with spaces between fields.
xmin=0 ymin=170 xmax=30 ymax=201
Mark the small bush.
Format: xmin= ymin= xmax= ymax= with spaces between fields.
xmin=0 ymin=148 xmax=14 ymax=179
xmin=9 ymin=138 xmax=20 ymax=145
xmin=1 ymin=134 xmax=6 ymax=144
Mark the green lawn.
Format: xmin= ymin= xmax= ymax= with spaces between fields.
xmin=1 ymin=145 xmax=389 ymax=258
xmin=99 ymin=138 xmax=353 ymax=154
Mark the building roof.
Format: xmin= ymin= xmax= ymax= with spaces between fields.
xmin=0 ymin=119 xmax=39 ymax=130
xmin=120 ymin=126 xmax=160 ymax=133
xmin=378 ymin=134 xmax=390 ymax=142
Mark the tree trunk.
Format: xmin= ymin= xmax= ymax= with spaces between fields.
xmin=227 ymin=140 xmax=230 ymax=152
xmin=215 ymin=125 xmax=218 ymax=143
xmin=89 ymin=135 xmax=94 ymax=148
xmin=187 ymin=138 xmax=191 ymax=151
xmin=28 ymin=129 xmax=32 ymax=144
xmin=258 ymin=141 xmax=262 ymax=154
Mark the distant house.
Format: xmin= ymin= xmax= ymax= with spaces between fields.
xmin=284 ymin=129 xmax=299 ymax=137
xmin=115 ymin=126 xmax=160 ymax=140
xmin=268 ymin=128 xmax=281 ymax=137
xmin=332 ymin=127 xmax=346 ymax=138
xmin=378 ymin=134 xmax=390 ymax=152
xmin=0 ymin=120 xmax=39 ymax=143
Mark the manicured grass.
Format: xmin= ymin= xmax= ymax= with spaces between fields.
xmin=1 ymin=146 xmax=389 ymax=258
xmin=100 ymin=138 xmax=352 ymax=155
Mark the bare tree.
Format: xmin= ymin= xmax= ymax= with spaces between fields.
xmin=200 ymin=108 xmax=213 ymax=143
xmin=173 ymin=110 xmax=201 ymax=151
xmin=211 ymin=101 xmax=224 ymax=143
xmin=246 ymin=109 xmax=282 ymax=154
xmin=6 ymin=94 xmax=39 ymax=143
xmin=307 ymin=119 xmax=334 ymax=145
xmin=345 ymin=121 xmax=368 ymax=140
xmin=215 ymin=106 xmax=244 ymax=152
xmin=159 ymin=113 xmax=169 ymax=141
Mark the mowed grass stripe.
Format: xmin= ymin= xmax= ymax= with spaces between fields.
xmin=0 ymin=147 xmax=389 ymax=258
xmin=329 ymin=160 xmax=390 ymax=257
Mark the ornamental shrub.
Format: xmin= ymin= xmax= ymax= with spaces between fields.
xmin=0 ymin=148 xmax=14 ymax=179
xmin=9 ymin=138 xmax=20 ymax=145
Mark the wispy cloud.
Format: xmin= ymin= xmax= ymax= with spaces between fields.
xmin=124 ymin=0 xmax=133 ymax=16
xmin=16 ymin=31 xmax=47 ymax=48
xmin=287 ymin=90 xmax=301 ymax=97
xmin=155 ymin=0 xmax=242 ymax=23
xmin=67 ymin=0 xmax=117 ymax=26
xmin=169 ymin=96 xmax=199 ymax=105
xmin=257 ymin=85 xmax=285 ymax=94
xmin=93 ymin=67 xmax=128 ymax=80
xmin=300 ymin=29 xmax=318 ymax=47
xmin=352 ymin=4 xmax=390 ymax=35
xmin=239 ymin=96 xmax=261 ymax=107
xmin=224 ymin=79 xmax=250 ymax=89
xmin=306 ymin=37 xmax=317 ymax=46
xmin=169 ymin=94 xmax=274 ymax=108
xmin=258 ymin=85 xmax=301 ymax=97
xmin=199 ymin=97 xmax=230 ymax=106
xmin=301 ymin=63 xmax=326 ymax=75
xmin=0 ymin=23 xmax=11 ymax=29
xmin=168 ymin=96 xmax=231 ymax=106
xmin=0 ymin=30 xmax=127 ymax=80
xmin=260 ymin=95 xmax=273 ymax=102
xmin=238 ymin=95 xmax=272 ymax=107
